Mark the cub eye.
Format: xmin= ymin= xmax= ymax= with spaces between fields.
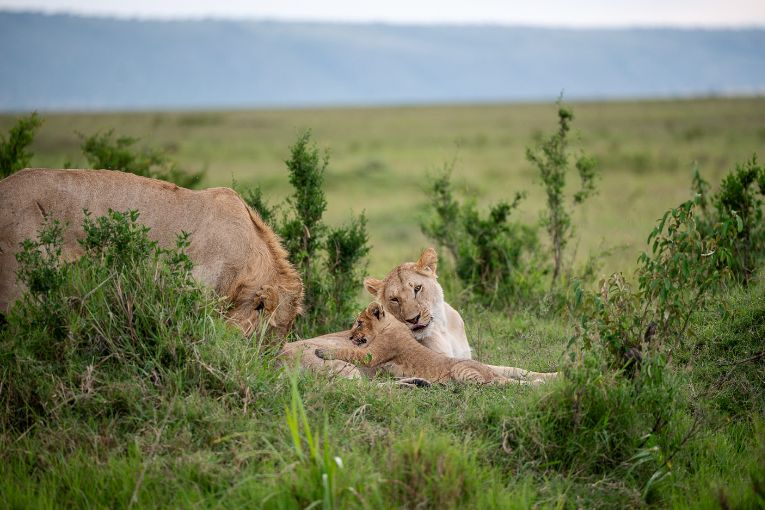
xmin=390 ymin=297 xmax=399 ymax=304
xmin=414 ymin=285 xmax=422 ymax=294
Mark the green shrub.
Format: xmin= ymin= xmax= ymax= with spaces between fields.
xmin=0 ymin=210 xmax=266 ymax=434
xmin=0 ymin=112 xmax=42 ymax=178
xmin=526 ymin=99 xmax=598 ymax=287
xmin=694 ymin=155 xmax=765 ymax=284
xmin=79 ymin=130 xmax=205 ymax=188
xmin=574 ymin=190 xmax=743 ymax=370
xmin=236 ymin=130 xmax=370 ymax=336
xmin=421 ymin=166 xmax=544 ymax=308
xmin=637 ymin=196 xmax=735 ymax=344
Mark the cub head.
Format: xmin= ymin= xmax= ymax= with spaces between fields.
xmin=364 ymin=247 xmax=444 ymax=341
xmin=349 ymin=301 xmax=388 ymax=347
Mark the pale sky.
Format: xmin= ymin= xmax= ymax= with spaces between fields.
xmin=1 ymin=0 xmax=764 ymax=27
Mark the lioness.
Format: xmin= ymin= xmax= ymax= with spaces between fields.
xmin=0 ymin=168 xmax=303 ymax=336
xmin=282 ymin=248 xmax=557 ymax=382
xmin=315 ymin=302 xmax=532 ymax=385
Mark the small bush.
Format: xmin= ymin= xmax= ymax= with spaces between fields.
xmin=526 ymin=99 xmax=598 ymax=286
xmin=574 ymin=191 xmax=743 ymax=370
xmin=79 ymin=130 xmax=205 ymax=188
xmin=236 ymin=130 xmax=370 ymax=336
xmin=0 ymin=210 xmax=264 ymax=433
xmin=421 ymin=166 xmax=544 ymax=307
xmin=694 ymin=155 xmax=765 ymax=284
xmin=0 ymin=112 xmax=42 ymax=178
xmin=637 ymin=197 xmax=734 ymax=343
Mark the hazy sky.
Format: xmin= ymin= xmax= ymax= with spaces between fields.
xmin=1 ymin=0 xmax=764 ymax=27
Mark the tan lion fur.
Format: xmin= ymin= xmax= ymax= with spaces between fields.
xmin=286 ymin=247 xmax=558 ymax=382
xmin=365 ymin=248 xmax=558 ymax=382
xmin=363 ymin=247 xmax=471 ymax=358
xmin=314 ymin=302 xmax=534 ymax=385
xmin=0 ymin=168 xmax=303 ymax=336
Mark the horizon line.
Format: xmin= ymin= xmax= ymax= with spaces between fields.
xmin=3 ymin=8 xmax=765 ymax=31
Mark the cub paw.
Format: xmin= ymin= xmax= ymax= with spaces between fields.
xmin=315 ymin=348 xmax=334 ymax=360
xmin=397 ymin=377 xmax=432 ymax=388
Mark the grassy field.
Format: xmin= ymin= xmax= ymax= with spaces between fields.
xmin=2 ymin=97 xmax=765 ymax=509
xmin=3 ymin=97 xmax=764 ymax=276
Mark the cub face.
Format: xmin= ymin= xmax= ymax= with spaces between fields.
xmin=364 ymin=247 xmax=444 ymax=341
xmin=349 ymin=302 xmax=387 ymax=347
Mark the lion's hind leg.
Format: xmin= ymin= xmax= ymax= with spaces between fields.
xmin=450 ymin=361 xmax=509 ymax=384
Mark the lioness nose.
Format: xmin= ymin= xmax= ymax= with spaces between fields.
xmin=406 ymin=313 xmax=421 ymax=325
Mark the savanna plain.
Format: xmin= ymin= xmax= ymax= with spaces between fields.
xmin=1 ymin=97 xmax=764 ymax=508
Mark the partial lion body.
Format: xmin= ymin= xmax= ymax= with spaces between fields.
xmin=279 ymin=330 xmax=367 ymax=379
xmin=0 ymin=168 xmax=303 ymax=335
xmin=315 ymin=303 xmax=531 ymax=385
xmin=289 ymin=248 xmax=558 ymax=383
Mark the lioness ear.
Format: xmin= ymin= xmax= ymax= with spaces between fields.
xmin=416 ymin=247 xmax=438 ymax=276
xmin=261 ymin=285 xmax=278 ymax=311
xmin=364 ymin=277 xmax=383 ymax=296
xmin=368 ymin=302 xmax=384 ymax=320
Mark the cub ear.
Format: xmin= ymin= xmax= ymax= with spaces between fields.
xmin=416 ymin=247 xmax=438 ymax=276
xmin=368 ymin=302 xmax=384 ymax=320
xmin=364 ymin=277 xmax=383 ymax=296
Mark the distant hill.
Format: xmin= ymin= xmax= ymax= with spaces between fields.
xmin=1 ymin=11 xmax=764 ymax=110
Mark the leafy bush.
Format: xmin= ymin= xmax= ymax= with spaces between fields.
xmin=0 ymin=210 xmax=265 ymax=433
xmin=637 ymin=197 xmax=734 ymax=343
xmin=526 ymin=99 xmax=598 ymax=287
xmin=421 ymin=166 xmax=544 ymax=307
xmin=236 ymin=131 xmax=370 ymax=336
xmin=79 ymin=130 xmax=205 ymax=188
xmin=574 ymin=190 xmax=743 ymax=370
xmin=694 ymin=155 xmax=765 ymax=284
xmin=0 ymin=112 xmax=42 ymax=178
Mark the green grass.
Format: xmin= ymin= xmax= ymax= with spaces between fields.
xmin=3 ymin=297 xmax=763 ymax=508
xmin=3 ymin=97 xmax=764 ymax=276
xmin=2 ymin=98 xmax=765 ymax=508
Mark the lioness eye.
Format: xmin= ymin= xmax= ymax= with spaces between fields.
xmin=390 ymin=297 xmax=399 ymax=304
xmin=414 ymin=285 xmax=422 ymax=294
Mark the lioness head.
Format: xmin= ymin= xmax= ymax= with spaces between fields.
xmin=349 ymin=301 xmax=389 ymax=347
xmin=229 ymin=282 xmax=303 ymax=338
xmin=364 ymin=247 xmax=444 ymax=341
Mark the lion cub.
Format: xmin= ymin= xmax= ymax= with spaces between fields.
xmin=315 ymin=302 xmax=529 ymax=385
